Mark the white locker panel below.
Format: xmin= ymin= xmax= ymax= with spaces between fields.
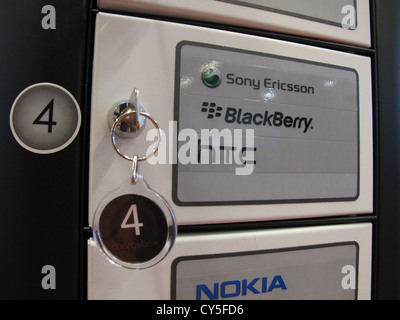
xmin=88 ymin=223 xmax=372 ymax=300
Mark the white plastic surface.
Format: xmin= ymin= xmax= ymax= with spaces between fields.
xmin=89 ymin=13 xmax=373 ymax=226
xmin=98 ymin=0 xmax=371 ymax=47
xmin=88 ymin=223 xmax=372 ymax=300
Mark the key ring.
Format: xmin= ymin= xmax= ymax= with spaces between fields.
xmin=94 ymin=101 xmax=176 ymax=270
xmin=111 ymin=110 xmax=161 ymax=183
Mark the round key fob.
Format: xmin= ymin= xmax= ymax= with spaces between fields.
xmin=92 ymin=175 xmax=177 ymax=269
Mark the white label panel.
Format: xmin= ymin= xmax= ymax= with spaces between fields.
xmin=175 ymin=42 xmax=359 ymax=204
xmin=173 ymin=243 xmax=358 ymax=300
xmin=218 ymin=0 xmax=357 ymax=27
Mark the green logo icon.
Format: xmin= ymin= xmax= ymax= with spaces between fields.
xmin=201 ymin=67 xmax=222 ymax=88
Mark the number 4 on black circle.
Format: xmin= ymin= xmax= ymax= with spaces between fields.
xmin=33 ymin=99 xmax=57 ymax=133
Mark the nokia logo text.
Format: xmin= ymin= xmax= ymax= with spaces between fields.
xmin=196 ymin=275 xmax=287 ymax=300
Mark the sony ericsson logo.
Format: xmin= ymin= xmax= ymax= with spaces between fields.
xmin=201 ymin=67 xmax=222 ymax=88
xmin=201 ymin=66 xmax=315 ymax=95
xmin=201 ymin=102 xmax=314 ymax=133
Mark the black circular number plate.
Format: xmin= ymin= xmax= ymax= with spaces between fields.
xmin=97 ymin=194 xmax=168 ymax=265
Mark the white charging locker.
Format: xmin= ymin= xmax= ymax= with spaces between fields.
xmin=98 ymin=0 xmax=371 ymax=47
xmin=89 ymin=13 xmax=373 ymax=226
xmin=88 ymin=223 xmax=372 ymax=300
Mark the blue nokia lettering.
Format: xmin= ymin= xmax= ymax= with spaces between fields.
xmin=196 ymin=275 xmax=287 ymax=300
